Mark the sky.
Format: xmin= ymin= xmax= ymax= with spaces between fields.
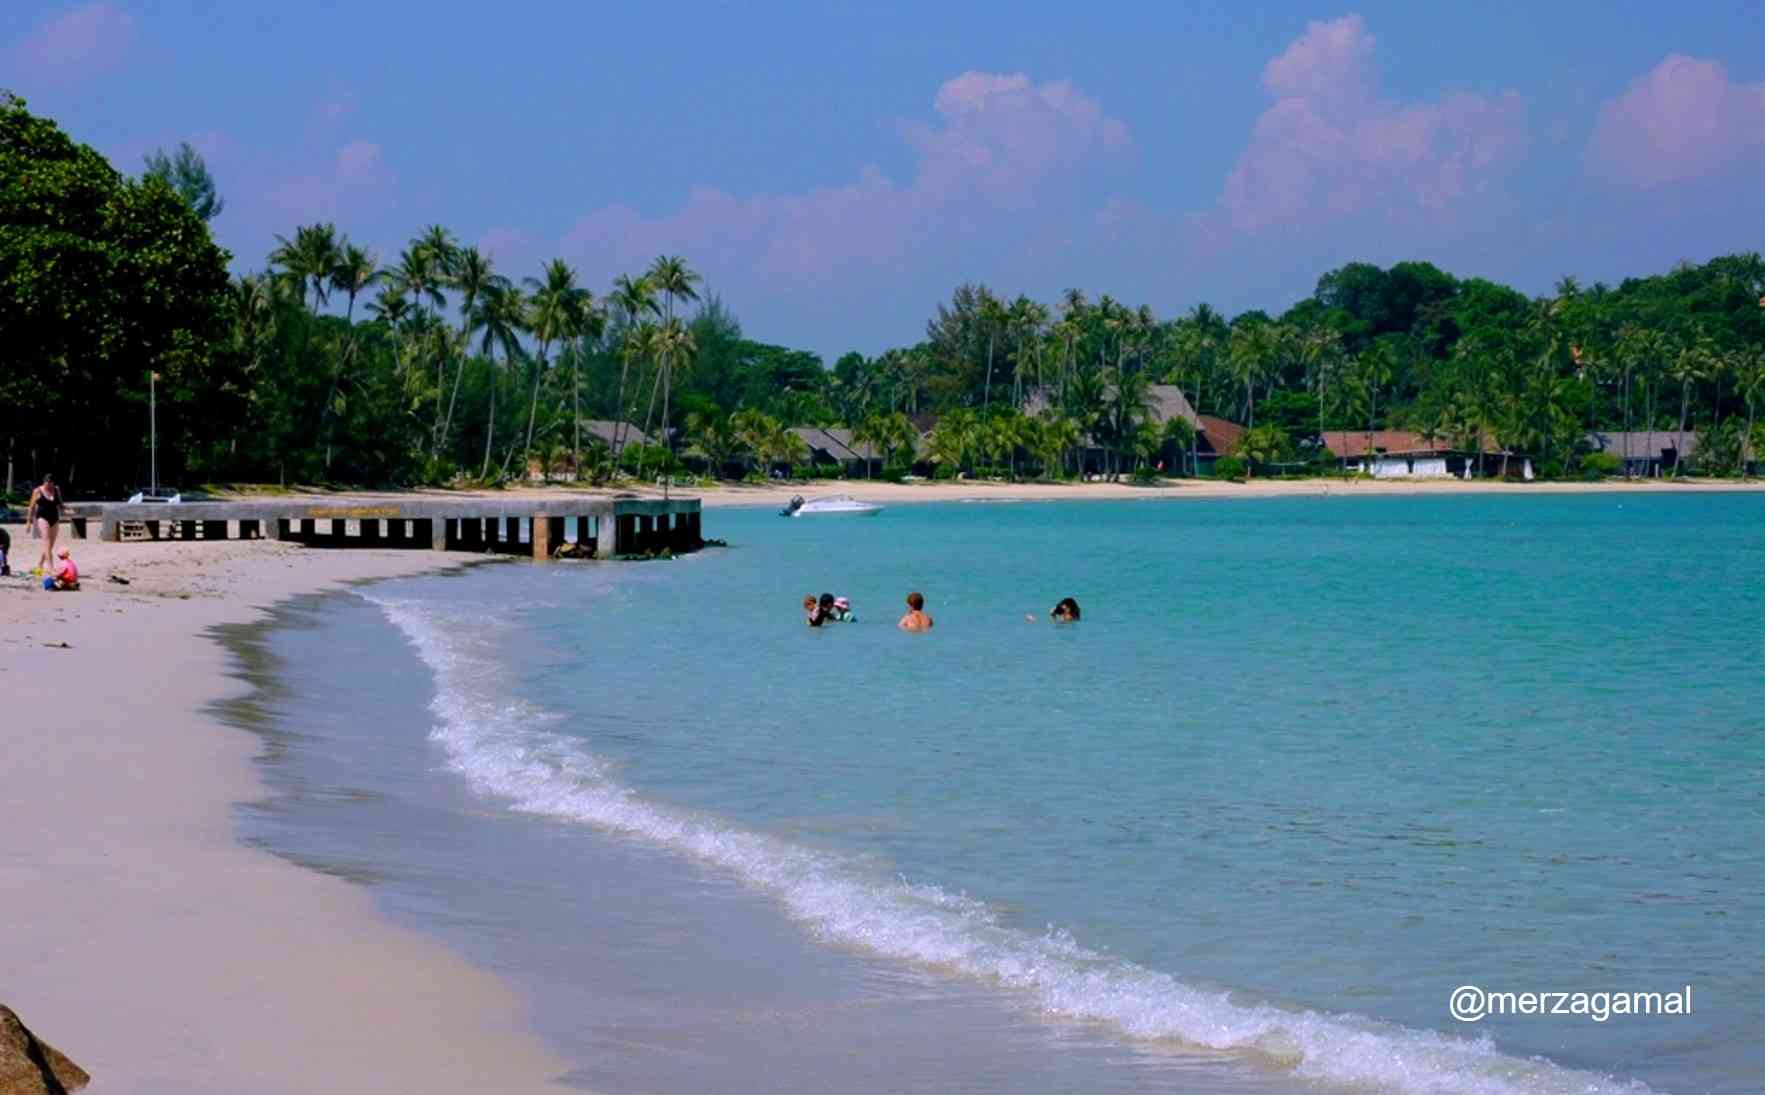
xmin=5 ymin=1 xmax=1764 ymax=359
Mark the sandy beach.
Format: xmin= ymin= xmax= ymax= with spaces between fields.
xmin=1 ymin=538 xmax=569 ymax=1093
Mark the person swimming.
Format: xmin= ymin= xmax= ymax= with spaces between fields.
xmin=897 ymin=591 xmax=933 ymax=631
xmin=803 ymin=593 xmax=827 ymax=627
xmin=830 ymin=596 xmax=856 ymax=622
xmin=1051 ymin=596 xmax=1081 ymax=622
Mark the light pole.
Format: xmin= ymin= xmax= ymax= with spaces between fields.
xmin=149 ymin=371 xmax=159 ymax=494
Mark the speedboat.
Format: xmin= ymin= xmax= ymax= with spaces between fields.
xmin=779 ymin=494 xmax=883 ymax=517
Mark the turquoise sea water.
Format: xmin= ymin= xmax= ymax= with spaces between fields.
xmin=249 ymin=494 xmax=1765 ymax=1094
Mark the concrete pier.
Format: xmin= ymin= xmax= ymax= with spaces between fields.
xmin=71 ymin=497 xmax=702 ymax=561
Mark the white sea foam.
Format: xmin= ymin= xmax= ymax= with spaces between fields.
xmin=366 ymin=591 xmax=1652 ymax=1095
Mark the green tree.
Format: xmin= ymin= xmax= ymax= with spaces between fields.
xmin=607 ymin=273 xmax=659 ymax=467
xmin=1668 ymin=333 xmax=1713 ymax=474
xmin=521 ymin=259 xmax=587 ymax=474
xmin=472 ymin=282 xmax=526 ymax=479
xmin=2 ymin=94 xmax=234 ymax=492
xmin=269 ymin=222 xmax=342 ymax=312
xmin=142 ymin=141 xmax=224 ymax=221
xmin=1235 ymin=424 xmax=1290 ymax=478
xmin=441 ymin=247 xmax=504 ymax=459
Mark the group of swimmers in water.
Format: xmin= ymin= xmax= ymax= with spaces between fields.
xmin=803 ymin=591 xmax=1079 ymax=631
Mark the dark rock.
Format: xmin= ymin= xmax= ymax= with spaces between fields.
xmin=0 ymin=1005 xmax=89 ymax=1094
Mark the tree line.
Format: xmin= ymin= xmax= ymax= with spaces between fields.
xmin=7 ymin=95 xmax=1764 ymax=497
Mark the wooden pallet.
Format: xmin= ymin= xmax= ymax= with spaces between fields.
xmin=117 ymin=520 xmax=152 ymax=542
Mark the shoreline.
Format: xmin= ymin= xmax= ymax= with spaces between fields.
xmin=0 ymin=540 xmax=571 ymax=1093
xmin=158 ymin=474 xmax=1765 ymax=515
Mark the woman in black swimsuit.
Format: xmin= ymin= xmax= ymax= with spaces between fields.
xmin=27 ymin=474 xmax=62 ymax=575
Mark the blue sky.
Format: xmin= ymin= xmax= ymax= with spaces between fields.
xmin=5 ymin=1 xmax=1763 ymax=358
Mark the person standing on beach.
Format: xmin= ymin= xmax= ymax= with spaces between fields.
xmin=25 ymin=475 xmax=62 ymax=575
xmin=898 ymin=591 xmax=934 ymax=631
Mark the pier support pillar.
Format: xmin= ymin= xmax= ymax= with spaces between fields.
xmin=300 ymin=519 xmax=316 ymax=542
xmin=180 ymin=520 xmax=197 ymax=541
xmin=460 ymin=518 xmax=483 ymax=551
xmin=265 ymin=518 xmax=286 ymax=541
xmin=484 ymin=517 xmax=501 ymax=551
xmin=532 ymin=514 xmax=551 ymax=561
xmin=424 ymin=519 xmax=443 ymax=551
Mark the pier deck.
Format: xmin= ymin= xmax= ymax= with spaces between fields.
xmin=68 ymin=496 xmax=701 ymax=561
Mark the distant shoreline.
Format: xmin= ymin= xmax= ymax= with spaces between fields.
xmin=123 ymin=475 xmax=1765 ymax=516
xmin=679 ymin=475 xmax=1765 ymax=509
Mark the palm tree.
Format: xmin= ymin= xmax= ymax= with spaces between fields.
xmin=329 ymin=245 xmax=378 ymax=325
xmin=1227 ymin=322 xmax=1277 ymax=428
xmin=1669 ymin=333 xmax=1712 ymax=475
xmin=687 ymin=406 xmax=744 ymax=479
xmin=929 ymin=409 xmax=979 ymax=476
xmin=1012 ymin=298 xmax=1050 ymax=407
xmin=472 ymin=282 xmax=526 ymax=480
xmin=1736 ymin=348 xmax=1765 ymax=479
xmin=850 ymin=414 xmax=887 ymax=479
xmin=643 ymin=257 xmax=701 ymax=494
xmin=608 ymin=274 xmax=659 ymax=468
xmin=653 ymin=317 xmax=697 ymax=496
xmin=567 ymin=297 xmax=605 ymax=477
xmin=520 ymin=259 xmax=586 ymax=476
xmin=414 ymin=225 xmax=460 ymax=275
xmin=1101 ymin=366 xmax=1155 ymax=479
xmin=439 ymin=247 xmax=505 ymax=461
xmin=390 ymin=245 xmax=451 ymax=452
xmin=978 ymin=289 xmax=1006 ymax=410
xmin=268 ymin=223 xmax=342 ymax=311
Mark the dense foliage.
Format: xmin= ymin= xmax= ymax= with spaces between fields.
xmin=6 ymin=98 xmax=1764 ymax=495
xmin=2 ymin=94 xmax=235 ymax=496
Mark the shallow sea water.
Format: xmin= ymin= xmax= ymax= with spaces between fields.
xmin=234 ymin=494 xmax=1765 ymax=1094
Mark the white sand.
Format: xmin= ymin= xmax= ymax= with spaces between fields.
xmin=1 ymin=538 xmax=570 ymax=1093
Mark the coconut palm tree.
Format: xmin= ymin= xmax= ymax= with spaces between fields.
xmin=390 ymin=245 xmax=451 ymax=451
xmin=472 ymin=282 xmax=526 ymax=480
xmin=1669 ymin=332 xmax=1713 ymax=475
xmin=268 ymin=223 xmax=342 ymax=311
xmin=1736 ymin=348 xmax=1765 ymax=479
xmin=439 ymin=247 xmax=506 ymax=460
xmin=414 ymin=225 xmax=460 ymax=275
xmin=567 ymin=296 xmax=605 ymax=477
xmin=687 ymin=406 xmax=744 ymax=479
xmin=607 ymin=274 xmax=659 ymax=467
xmin=520 ymin=259 xmax=586 ymax=475
xmin=653 ymin=317 xmax=697 ymax=497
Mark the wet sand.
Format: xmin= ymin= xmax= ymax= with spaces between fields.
xmin=0 ymin=538 xmax=571 ymax=1093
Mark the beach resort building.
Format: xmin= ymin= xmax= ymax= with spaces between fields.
xmin=787 ymin=427 xmax=884 ymax=477
xmin=1317 ymin=430 xmax=1534 ymax=479
xmin=1019 ymin=384 xmax=1246 ymax=476
xmin=1585 ymin=431 xmax=1698 ymax=477
xmin=523 ymin=420 xmax=653 ymax=481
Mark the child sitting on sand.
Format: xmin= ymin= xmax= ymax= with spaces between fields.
xmin=43 ymin=547 xmax=78 ymax=591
